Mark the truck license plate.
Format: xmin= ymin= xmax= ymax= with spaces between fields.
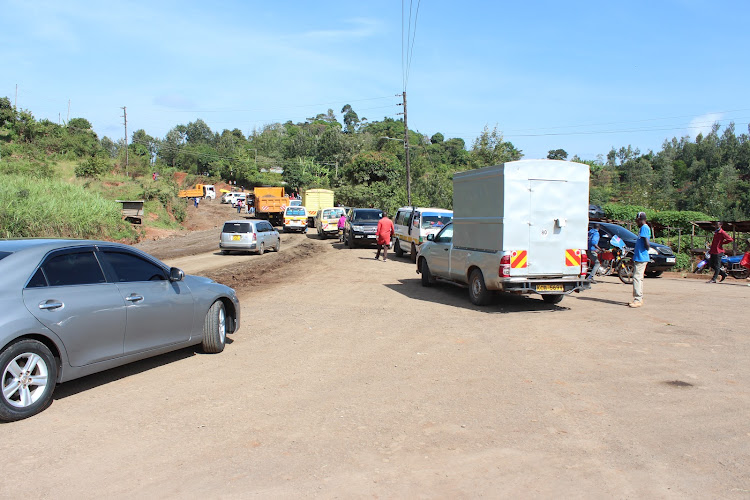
xmin=232 ymin=235 xmax=241 ymax=241
xmin=666 ymin=257 xmax=675 ymax=263
xmin=537 ymin=284 xmax=563 ymax=292
xmin=367 ymin=234 xmax=376 ymax=238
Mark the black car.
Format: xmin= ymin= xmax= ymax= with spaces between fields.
xmin=588 ymin=204 xmax=606 ymax=219
xmin=590 ymin=221 xmax=676 ymax=277
xmin=344 ymin=208 xmax=383 ymax=248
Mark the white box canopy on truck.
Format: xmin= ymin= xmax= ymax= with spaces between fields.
xmin=453 ymin=160 xmax=589 ymax=277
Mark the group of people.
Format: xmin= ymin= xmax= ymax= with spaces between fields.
xmin=586 ymin=212 xmax=741 ymax=309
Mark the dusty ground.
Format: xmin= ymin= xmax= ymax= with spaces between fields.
xmin=2 ymin=209 xmax=749 ymax=498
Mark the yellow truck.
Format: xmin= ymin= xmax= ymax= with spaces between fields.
xmin=302 ymin=189 xmax=334 ymax=227
xmin=178 ymin=183 xmax=216 ymax=199
xmin=251 ymin=187 xmax=290 ymax=226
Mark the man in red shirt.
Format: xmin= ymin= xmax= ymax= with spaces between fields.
xmin=708 ymin=221 xmax=733 ymax=283
xmin=375 ymin=211 xmax=394 ymax=261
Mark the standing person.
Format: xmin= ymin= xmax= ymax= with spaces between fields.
xmin=707 ymin=221 xmax=733 ymax=283
xmin=375 ymin=211 xmax=394 ymax=261
xmin=337 ymin=212 xmax=347 ymax=242
xmin=629 ymin=212 xmax=651 ymax=308
xmin=586 ymin=223 xmax=601 ymax=282
xmin=193 ymin=197 xmax=199 ymax=209
xmin=236 ymin=198 xmax=243 ymax=214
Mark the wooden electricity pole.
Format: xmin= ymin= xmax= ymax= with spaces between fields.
xmin=402 ymin=91 xmax=411 ymax=206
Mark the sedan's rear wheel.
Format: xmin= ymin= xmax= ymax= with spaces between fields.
xmin=202 ymin=301 xmax=227 ymax=354
xmin=0 ymin=340 xmax=57 ymax=422
xmin=258 ymin=242 xmax=265 ymax=255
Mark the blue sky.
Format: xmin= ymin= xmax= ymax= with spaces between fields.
xmin=2 ymin=0 xmax=749 ymax=160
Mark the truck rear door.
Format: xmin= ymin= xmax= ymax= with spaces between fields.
xmin=528 ymin=179 xmax=570 ymax=276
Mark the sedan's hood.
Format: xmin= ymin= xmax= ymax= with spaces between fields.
xmin=184 ymin=274 xmax=216 ymax=285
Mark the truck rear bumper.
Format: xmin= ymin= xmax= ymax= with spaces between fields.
xmin=499 ymin=278 xmax=590 ymax=295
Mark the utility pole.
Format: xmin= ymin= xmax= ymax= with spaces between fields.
xmin=402 ymin=91 xmax=412 ymax=206
xmin=121 ymin=106 xmax=129 ymax=175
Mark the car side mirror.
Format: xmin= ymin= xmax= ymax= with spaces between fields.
xmin=427 ymin=234 xmax=435 ymax=241
xmin=169 ymin=267 xmax=185 ymax=282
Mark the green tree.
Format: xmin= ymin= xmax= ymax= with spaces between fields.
xmin=547 ymin=149 xmax=568 ymax=160
xmin=341 ymin=104 xmax=360 ymax=134
xmin=470 ymin=125 xmax=522 ymax=168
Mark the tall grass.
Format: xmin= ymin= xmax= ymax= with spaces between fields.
xmin=0 ymin=173 xmax=128 ymax=239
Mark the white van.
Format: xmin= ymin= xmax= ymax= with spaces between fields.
xmin=393 ymin=207 xmax=453 ymax=261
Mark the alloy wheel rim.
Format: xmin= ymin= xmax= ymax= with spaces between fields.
xmin=219 ymin=308 xmax=226 ymax=344
xmin=2 ymin=352 xmax=49 ymax=408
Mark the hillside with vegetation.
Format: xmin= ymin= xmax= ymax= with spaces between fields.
xmin=2 ymin=95 xmax=749 ymax=261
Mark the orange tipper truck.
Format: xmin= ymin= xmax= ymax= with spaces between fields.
xmin=178 ymin=184 xmax=216 ymax=199
xmin=252 ymin=187 xmax=290 ymax=226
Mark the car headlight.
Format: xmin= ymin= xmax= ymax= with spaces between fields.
xmin=648 ymin=248 xmax=658 ymax=255
xmin=352 ymin=225 xmax=364 ymax=231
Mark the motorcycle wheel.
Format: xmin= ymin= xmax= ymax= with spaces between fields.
xmin=618 ymin=258 xmax=635 ymax=285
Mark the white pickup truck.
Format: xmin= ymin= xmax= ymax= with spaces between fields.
xmin=417 ymin=160 xmax=591 ymax=305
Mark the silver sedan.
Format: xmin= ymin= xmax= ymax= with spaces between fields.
xmin=0 ymin=239 xmax=241 ymax=421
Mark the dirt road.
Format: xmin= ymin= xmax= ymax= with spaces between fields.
xmin=2 ymin=225 xmax=749 ymax=498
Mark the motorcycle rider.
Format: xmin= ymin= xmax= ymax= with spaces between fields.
xmin=586 ymin=223 xmax=601 ymax=282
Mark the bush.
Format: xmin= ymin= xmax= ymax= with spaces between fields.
xmin=75 ymin=156 xmax=110 ymax=178
xmin=0 ymin=159 xmax=54 ymax=179
xmin=0 ymin=173 xmax=131 ymax=239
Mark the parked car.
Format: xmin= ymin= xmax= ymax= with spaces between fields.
xmin=588 ymin=204 xmax=606 ymax=219
xmin=221 ymin=192 xmax=242 ymax=204
xmin=220 ymin=219 xmax=280 ymax=255
xmin=0 ymin=239 xmax=240 ymax=421
xmin=344 ymin=208 xmax=383 ymax=248
xmin=590 ymin=221 xmax=676 ymax=276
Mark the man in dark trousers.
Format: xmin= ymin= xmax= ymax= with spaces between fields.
xmin=708 ymin=221 xmax=733 ymax=283
xmin=375 ymin=211 xmax=394 ymax=261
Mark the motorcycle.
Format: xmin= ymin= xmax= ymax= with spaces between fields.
xmin=595 ymin=235 xmax=634 ymax=284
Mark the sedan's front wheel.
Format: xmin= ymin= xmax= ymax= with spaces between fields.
xmin=0 ymin=340 xmax=58 ymax=422
xmin=202 ymin=301 xmax=227 ymax=354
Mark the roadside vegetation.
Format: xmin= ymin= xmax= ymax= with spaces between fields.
xmin=1 ymin=95 xmax=748 ymax=265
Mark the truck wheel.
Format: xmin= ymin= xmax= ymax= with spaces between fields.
xmin=420 ymin=259 xmax=436 ymax=287
xmin=468 ymin=269 xmax=492 ymax=306
xmin=201 ymin=301 xmax=226 ymax=354
xmin=0 ymin=339 xmax=58 ymax=422
xmin=542 ymin=294 xmax=564 ymax=305
xmin=410 ymin=243 xmax=417 ymax=263
xmin=348 ymin=233 xmax=355 ymax=249
xmin=394 ymin=239 xmax=404 ymax=257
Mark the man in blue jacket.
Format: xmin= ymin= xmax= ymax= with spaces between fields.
xmin=629 ymin=212 xmax=651 ymax=308
xmin=586 ymin=224 xmax=601 ymax=282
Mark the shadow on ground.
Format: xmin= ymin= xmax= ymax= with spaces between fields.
xmin=385 ymin=278 xmax=570 ymax=314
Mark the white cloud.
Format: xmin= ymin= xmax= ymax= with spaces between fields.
xmin=688 ymin=112 xmax=723 ymax=138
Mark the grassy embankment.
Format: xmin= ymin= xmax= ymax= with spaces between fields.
xmin=0 ymin=158 xmax=201 ymax=242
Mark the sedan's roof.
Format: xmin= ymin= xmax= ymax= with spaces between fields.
xmin=0 ymin=238 xmax=113 ymax=253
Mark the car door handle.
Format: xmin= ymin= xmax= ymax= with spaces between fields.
xmin=125 ymin=294 xmax=144 ymax=302
xmin=444 ymin=248 xmax=449 ymax=251
xmin=38 ymin=300 xmax=63 ymax=310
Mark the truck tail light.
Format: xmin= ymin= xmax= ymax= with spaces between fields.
xmin=499 ymin=254 xmax=511 ymax=277
xmin=580 ymin=250 xmax=588 ymax=276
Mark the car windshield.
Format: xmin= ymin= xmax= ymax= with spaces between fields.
xmin=286 ymin=208 xmax=305 ymax=216
xmin=602 ymin=223 xmax=638 ymax=240
xmin=223 ymin=222 xmax=252 ymax=233
xmin=422 ymin=213 xmax=452 ymax=229
xmin=0 ymin=251 xmax=11 ymax=261
xmin=353 ymin=210 xmax=381 ymax=221
xmin=323 ymin=209 xmax=344 ymax=219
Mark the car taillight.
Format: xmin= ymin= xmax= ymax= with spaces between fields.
xmin=499 ymin=254 xmax=511 ymax=277
xmin=580 ymin=250 xmax=588 ymax=276
xmin=252 ymin=233 xmax=257 ymax=242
